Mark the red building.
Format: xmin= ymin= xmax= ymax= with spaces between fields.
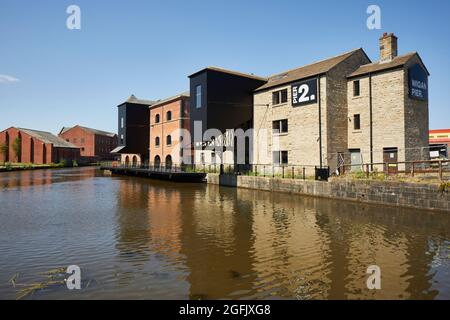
xmin=59 ymin=125 xmax=118 ymax=161
xmin=0 ymin=127 xmax=80 ymax=164
xmin=429 ymin=129 xmax=450 ymax=158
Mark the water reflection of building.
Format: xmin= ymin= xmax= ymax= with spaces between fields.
xmin=179 ymin=184 xmax=257 ymax=299
xmin=113 ymin=177 xmax=450 ymax=299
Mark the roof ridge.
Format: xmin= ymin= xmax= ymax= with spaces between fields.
xmin=268 ymin=48 xmax=361 ymax=79
xmin=360 ymin=51 xmax=417 ymax=67
xmin=190 ymin=66 xmax=267 ymax=81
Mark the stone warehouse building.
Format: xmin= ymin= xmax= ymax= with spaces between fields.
xmin=346 ymin=33 xmax=429 ymax=173
xmin=253 ymin=49 xmax=370 ymax=172
xmin=253 ymin=33 xmax=429 ymax=174
xmin=0 ymin=127 xmax=80 ymax=164
xmin=149 ymin=92 xmax=190 ymax=167
xmin=59 ymin=125 xmax=118 ymax=161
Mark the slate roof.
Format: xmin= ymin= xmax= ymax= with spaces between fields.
xmin=60 ymin=126 xmax=117 ymax=137
xmin=149 ymin=91 xmax=190 ymax=109
xmin=188 ymin=66 xmax=267 ymax=81
xmin=118 ymin=95 xmax=156 ymax=107
xmin=347 ymin=52 xmax=429 ymax=78
xmin=255 ymin=49 xmax=366 ymax=92
xmin=17 ymin=128 xmax=79 ymax=148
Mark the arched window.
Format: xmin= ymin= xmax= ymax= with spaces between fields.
xmin=155 ymin=114 xmax=160 ymax=123
xmin=166 ymin=111 xmax=172 ymax=121
xmin=165 ymin=155 xmax=172 ymax=170
xmin=132 ymin=155 xmax=138 ymax=167
xmin=125 ymin=155 xmax=130 ymax=166
xmin=155 ymin=136 xmax=160 ymax=146
xmin=154 ymin=155 xmax=161 ymax=168
xmin=166 ymin=135 xmax=172 ymax=146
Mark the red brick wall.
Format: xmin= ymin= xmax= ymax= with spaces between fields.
xmin=59 ymin=126 xmax=95 ymax=157
xmin=59 ymin=126 xmax=117 ymax=160
xmin=149 ymin=97 xmax=190 ymax=165
xmin=0 ymin=127 xmax=82 ymax=165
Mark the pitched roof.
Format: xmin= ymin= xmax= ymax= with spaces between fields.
xmin=255 ymin=49 xmax=366 ymax=92
xmin=17 ymin=128 xmax=79 ymax=148
xmin=118 ymin=95 xmax=156 ymax=107
xmin=347 ymin=52 xmax=429 ymax=78
xmin=189 ymin=66 xmax=267 ymax=81
xmin=60 ymin=126 xmax=116 ymax=137
xmin=149 ymin=91 xmax=190 ymax=109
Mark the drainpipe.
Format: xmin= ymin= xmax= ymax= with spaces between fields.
xmin=369 ymin=73 xmax=374 ymax=169
xmin=318 ymin=76 xmax=323 ymax=168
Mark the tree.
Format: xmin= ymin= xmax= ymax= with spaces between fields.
xmin=0 ymin=143 xmax=8 ymax=164
xmin=12 ymin=137 xmax=21 ymax=163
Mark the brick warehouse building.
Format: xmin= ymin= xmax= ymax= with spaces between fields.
xmin=59 ymin=125 xmax=118 ymax=161
xmin=253 ymin=33 xmax=429 ymax=174
xmin=149 ymin=92 xmax=190 ymax=167
xmin=0 ymin=127 xmax=80 ymax=164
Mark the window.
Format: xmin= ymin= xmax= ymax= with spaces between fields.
xmin=73 ymin=138 xmax=77 ymax=143
xmin=166 ymin=111 xmax=172 ymax=121
xmin=166 ymin=135 xmax=172 ymax=146
xmin=272 ymin=119 xmax=288 ymax=134
xmin=196 ymin=85 xmax=202 ymax=109
xmin=353 ymin=114 xmax=361 ymax=130
xmin=353 ymin=80 xmax=360 ymax=97
xmin=121 ymin=117 xmax=124 ymax=129
xmin=81 ymin=138 xmax=85 ymax=144
xmin=273 ymin=151 xmax=288 ymax=165
xmin=211 ymin=152 xmax=216 ymax=164
xmin=200 ymin=152 xmax=205 ymax=164
xmin=155 ymin=136 xmax=160 ymax=146
xmin=155 ymin=114 xmax=160 ymax=123
xmin=272 ymin=89 xmax=288 ymax=105
xmin=120 ymin=134 xmax=124 ymax=144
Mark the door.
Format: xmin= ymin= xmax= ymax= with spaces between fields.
xmin=383 ymin=148 xmax=398 ymax=174
xmin=349 ymin=149 xmax=362 ymax=172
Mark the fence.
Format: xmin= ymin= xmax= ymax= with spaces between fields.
xmin=100 ymin=161 xmax=325 ymax=180
xmin=339 ymin=159 xmax=450 ymax=181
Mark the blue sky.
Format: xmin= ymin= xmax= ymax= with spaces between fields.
xmin=0 ymin=0 xmax=449 ymax=134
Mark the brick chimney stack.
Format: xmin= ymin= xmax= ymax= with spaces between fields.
xmin=379 ymin=32 xmax=398 ymax=62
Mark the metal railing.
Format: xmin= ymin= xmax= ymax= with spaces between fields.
xmin=340 ymin=159 xmax=450 ymax=180
xmin=100 ymin=161 xmax=326 ymax=180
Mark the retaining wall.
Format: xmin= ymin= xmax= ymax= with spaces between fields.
xmin=207 ymin=174 xmax=450 ymax=212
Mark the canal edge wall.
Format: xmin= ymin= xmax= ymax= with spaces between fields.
xmin=207 ymin=174 xmax=450 ymax=212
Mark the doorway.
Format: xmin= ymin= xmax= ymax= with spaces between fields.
xmin=383 ymin=147 xmax=398 ymax=174
xmin=349 ymin=149 xmax=362 ymax=172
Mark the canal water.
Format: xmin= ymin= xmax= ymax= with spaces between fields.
xmin=0 ymin=167 xmax=449 ymax=300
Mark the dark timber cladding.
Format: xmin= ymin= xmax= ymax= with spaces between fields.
xmin=188 ymin=67 xmax=267 ymax=143
xmin=115 ymin=95 xmax=154 ymax=161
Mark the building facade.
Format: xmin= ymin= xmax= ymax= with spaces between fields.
xmin=253 ymin=49 xmax=370 ymax=174
xmin=347 ymin=33 xmax=429 ymax=173
xmin=59 ymin=125 xmax=118 ymax=161
xmin=0 ymin=127 xmax=80 ymax=165
xmin=149 ymin=92 xmax=190 ymax=167
xmin=188 ymin=67 xmax=267 ymax=165
xmin=253 ymin=33 xmax=429 ymax=174
xmin=429 ymin=129 xmax=450 ymax=159
xmin=111 ymin=95 xmax=155 ymax=166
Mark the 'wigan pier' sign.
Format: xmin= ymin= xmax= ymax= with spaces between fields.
xmin=408 ymin=64 xmax=428 ymax=101
xmin=292 ymin=78 xmax=318 ymax=107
